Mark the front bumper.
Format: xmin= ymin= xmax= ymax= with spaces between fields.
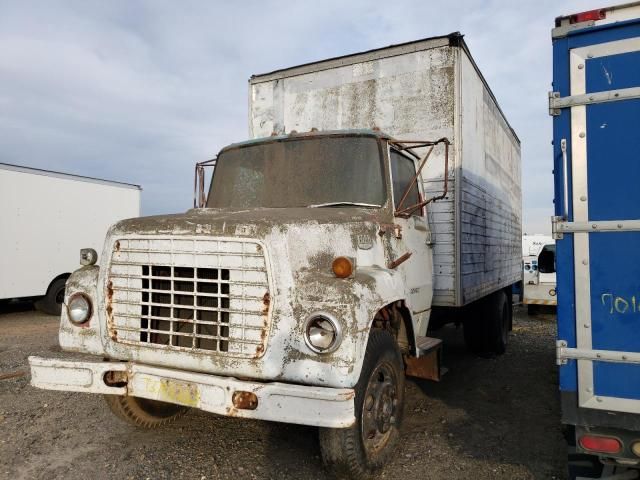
xmin=29 ymin=356 xmax=355 ymax=428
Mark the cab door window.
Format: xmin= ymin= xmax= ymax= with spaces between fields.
xmin=390 ymin=149 xmax=420 ymax=215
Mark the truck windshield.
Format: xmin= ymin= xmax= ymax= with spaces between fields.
xmin=206 ymin=136 xmax=385 ymax=209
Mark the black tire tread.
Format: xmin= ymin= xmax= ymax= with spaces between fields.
xmin=103 ymin=395 xmax=188 ymax=429
xmin=319 ymin=329 xmax=404 ymax=480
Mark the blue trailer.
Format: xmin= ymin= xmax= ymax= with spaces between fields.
xmin=551 ymin=3 xmax=640 ymax=477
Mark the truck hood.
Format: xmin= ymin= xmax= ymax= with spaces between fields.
xmin=109 ymin=207 xmax=382 ymax=240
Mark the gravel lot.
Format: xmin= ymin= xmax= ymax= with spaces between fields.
xmin=0 ymin=302 xmax=564 ymax=480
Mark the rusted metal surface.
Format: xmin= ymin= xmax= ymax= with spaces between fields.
xmin=232 ymin=391 xmax=258 ymax=410
xmin=394 ymin=138 xmax=451 ymax=217
xmin=29 ymin=357 xmax=356 ymax=427
xmin=388 ymin=252 xmax=412 ymax=269
xmin=405 ymin=350 xmax=442 ymax=382
xmin=103 ymin=370 xmax=127 ymax=387
xmin=0 ymin=370 xmax=26 ymax=381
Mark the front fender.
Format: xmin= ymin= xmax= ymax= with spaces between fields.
xmin=58 ymin=265 xmax=105 ymax=356
xmin=283 ymin=266 xmax=410 ymax=388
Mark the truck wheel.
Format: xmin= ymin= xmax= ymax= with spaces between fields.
xmin=463 ymin=290 xmax=509 ymax=357
xmin=527 ymin=304 xmax=537 ymax=316
xmin=35 ymin=277 xmax=68 ymax=316
xmin=103 ymin=395 xmax=189 ymax=428
xmin=319 ymin=329 xmax=405 ymax=479
xmin=486 ymin=290 xmax=509 ymax=355
xmin=463 ymin=313 xmax=486 ymax=355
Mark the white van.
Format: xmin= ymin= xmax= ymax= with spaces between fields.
xmin=522 ymin=234 xmax=556 ymax=313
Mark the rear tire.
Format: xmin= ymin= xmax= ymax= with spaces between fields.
xmin=35 ymin=277 xmax=67 ymax=316
xmin=463 ymin=290 xmax=509 ymax=357
xmin=104 ymin=395 xmax=189 ymax=428
xmin=486 ymin=290 xmax=509 ymax=355
xmin=319 ymin=329 xmax=405 ymax=479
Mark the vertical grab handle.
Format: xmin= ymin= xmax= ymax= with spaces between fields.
xmin=561 ymin=138 xmax=569 ymax=220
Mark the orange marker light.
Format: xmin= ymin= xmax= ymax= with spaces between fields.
xmin=332 ymin=257 xmax=353 ymax=278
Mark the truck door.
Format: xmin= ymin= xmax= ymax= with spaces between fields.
xmin=556 ymin=32 xmax=640 ymax=413
xmin=389 ymin=148 xmax=433 ymax=332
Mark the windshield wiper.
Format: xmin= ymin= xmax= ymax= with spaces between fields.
xmin=307 ymin=201 xmax=380 ymax=208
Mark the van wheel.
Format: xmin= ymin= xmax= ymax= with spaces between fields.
xmin=35 ymin=277 xmax=68 ymax=316
xmin=319 ymin=329 xmax=405 ymax=479
xmin=104 ymin=395 xmax=189 ymax=428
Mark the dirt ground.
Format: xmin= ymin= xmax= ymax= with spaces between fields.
xmin=0 ymin=302 xmax=565 ymax=480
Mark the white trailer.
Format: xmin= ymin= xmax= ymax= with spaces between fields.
xmin=522 ymin=234 xmax=556 ymax=312
xmin=0 ymin=163 xmax=141 ymax=314
xmin=249 ymin=32 xmax=522 ymax=309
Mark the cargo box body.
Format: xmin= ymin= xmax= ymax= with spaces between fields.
xmin=0 ymin=163 xmax=141 ymax=300
xmin=249 ymin=33 xmax=521 ymax=307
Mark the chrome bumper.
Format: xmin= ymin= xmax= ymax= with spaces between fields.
xmin=29 ymin=356 xmax=355 ymax=428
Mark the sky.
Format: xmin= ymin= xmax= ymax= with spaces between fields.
xmin=0 ymin=0 xmax=620 ymax=234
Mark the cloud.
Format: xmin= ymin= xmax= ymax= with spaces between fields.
xmin=0 ymin=0 xmax=613 ymax=232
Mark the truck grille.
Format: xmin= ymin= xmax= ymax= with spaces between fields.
xmin=106 ymin=237 xmax=270 ymax=358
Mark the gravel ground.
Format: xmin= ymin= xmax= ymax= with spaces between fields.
xmin=0 ymin=302 xmax=565 ymax=480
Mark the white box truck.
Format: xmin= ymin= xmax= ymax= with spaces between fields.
xmin=522 ymin=234 xmax=556 ymax=313
xmin=29 ymin=33 xmax=521 ymax=478
xmin=0 ymin=163 xmax=141 ymax=314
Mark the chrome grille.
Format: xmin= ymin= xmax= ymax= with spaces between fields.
xmin=107 ymin=237 xmax=270 ymax=358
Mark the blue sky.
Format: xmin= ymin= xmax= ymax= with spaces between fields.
xmin=0 ymin=0 xmax=616 ymax=233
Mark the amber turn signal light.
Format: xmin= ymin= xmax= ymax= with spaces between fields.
xmin=332 ymin=257 xmax=353 ymax=278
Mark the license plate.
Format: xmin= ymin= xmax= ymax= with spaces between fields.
xmin=143 ymin=377 xmax=200 ymax=407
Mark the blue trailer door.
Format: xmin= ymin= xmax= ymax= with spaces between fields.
xmin=556 ymin=34 xmax=640 ymax=413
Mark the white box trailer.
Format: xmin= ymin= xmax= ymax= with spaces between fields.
xmin=0 ymin=163 xmax=141 ymax=314
xmin=249 ymin=32 xmax=522 ymax=308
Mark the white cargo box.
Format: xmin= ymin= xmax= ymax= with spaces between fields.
xmin=248 ymin=33 xmax=521 ymax=307
xmin=0 ymin=163 xmax=141 ymax=301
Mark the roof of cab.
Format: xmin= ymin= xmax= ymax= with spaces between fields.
xmin=218 ymin=129 xmax=392 ymax=154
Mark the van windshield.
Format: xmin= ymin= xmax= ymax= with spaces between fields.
xmin=206 ymin=136 xmax=385 ymax=209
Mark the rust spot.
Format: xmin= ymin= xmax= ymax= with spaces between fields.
xmin=114 ymin=240 xmax=120 ymax=252
xmin=103 ymin=370 xmax=127 ymax=387
xmin=388 ymin=251 xmax=412 ymax=269
xmin=106 ymin=281 xmax=117 ymax=340
xmin=232 ymin=391 xmax=258 ymax=410
xmin=0 ymin=370 xmax=26 ymax=381
xmin=262 ymin=291 xmax=270 ymax=314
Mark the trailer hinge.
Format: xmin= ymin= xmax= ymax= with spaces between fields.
xmin=549 ymin=91 xmax=562 ymax=116
xmin=549 ymin=87 xmax=640 ymax=116
xmin=557 ymin=340 xmax=568 ymax=365
xmin=551 ymin=216 xmax=564 ymax=240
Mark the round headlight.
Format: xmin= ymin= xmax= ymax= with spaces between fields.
xmin=67 ymin=293 xmax=92 ymax=325
xmin=304 ymin=313 xmax=342 ymax=354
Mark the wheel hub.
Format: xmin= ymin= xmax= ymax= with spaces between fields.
xmin=361 ymin=362 xmax=399 ymax=454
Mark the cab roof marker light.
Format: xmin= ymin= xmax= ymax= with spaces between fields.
xmin=570 ymin=9 xmax=606 ymax=24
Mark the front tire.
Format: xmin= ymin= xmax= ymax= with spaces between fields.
xmin=319 ymin=329 xmax=405 ymax=479
xmin=104 ymin=395 xmax=189 ymax=428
